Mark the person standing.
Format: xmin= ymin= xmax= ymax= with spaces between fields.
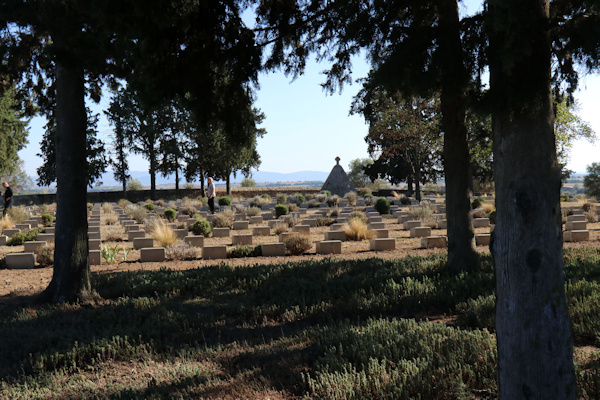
xmin=207 ymin=177 xmax=216 ymax=214
xmin=2 ymin=182 xmax=13 ymax=217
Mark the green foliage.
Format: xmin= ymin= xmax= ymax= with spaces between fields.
xmin=488 ymin=210 xmax=496 ymax=225
xmin=305 ymin=318 xmax=497 ymax=399
xmin=143 ymin=203 xmax=155 ymax=211
xmin=471 ymin=196 xmax=486 ymax=209
xmin=320 ymin=190 xmax=332 ymax=198
xmin=294 ymin=193 xmax=306 ymax=204
xmin=275 ymin=204 xmax=289 ymax=217
xmin=347 ymin=158 xmax=374 ymax=188
xmin=561 ymin=194 xmax=571 ymax=202
xmin=364 ymin=193 xmax=374 ymax=198
xmin=283 ymin=234 xmax=312 ymax=255
xmin=0 ymin=87 xmax=28 ymax=180
xmin=7 ymin=228 xmax=43 ymax=246
xmin=241 ymin=177 xmax=256 ymax=187
xmin=126 ymin=178 xmax=143 ymax=191
xmin=374 ymin=197 xmax=391 ymax=214
xmin=40 ymin=213 xmax=55 ymax=227
xmin=227 ymin=245 xmax=261 ymax=258
xmin=101 ymin=244 xmax=121 ymax=264
xmin=218 ymin=196 xmax=232 ymax=206
xmin=188 ymin=219 xmax=211 ymax=236
xmin=584 ymin=163 xmax=600 ymax=198
xmin=163 ymin=208 xmax=177 ymax=221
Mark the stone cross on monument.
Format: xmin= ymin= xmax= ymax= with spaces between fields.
xmin=321 ymin=156 xmax=356 ymax=196
xmin=335 ymin=156 xmax=340 ymax=165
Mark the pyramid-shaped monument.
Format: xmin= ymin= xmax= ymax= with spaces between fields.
xmin=321 ymin=157 xmax=356 ymax=196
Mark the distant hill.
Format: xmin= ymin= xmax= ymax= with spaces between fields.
xmin=95 ymin=170 xmax=329 ymax=187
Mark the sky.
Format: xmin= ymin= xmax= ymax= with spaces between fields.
xmin=16 ymin=1 xmax=600 ymax=183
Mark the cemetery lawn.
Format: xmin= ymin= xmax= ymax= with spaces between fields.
xmin=2 ymin=246 xmax=600 ymax=398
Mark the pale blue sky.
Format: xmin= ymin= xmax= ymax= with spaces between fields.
xmin=17 ymin=0 xmax=600 ymax=182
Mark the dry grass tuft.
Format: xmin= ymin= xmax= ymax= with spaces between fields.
xmin=102 ymin=203 xmax=115 ymax=214
xmin=165 ymin=242 xmax=198 ymax=260
xmin=148 ymin=220 xmax=178 ymax=247
xmin=0 ymin=215 xmax=15 ymax=231
xmin=283 ymin=233 xmax=312 ymax=255
xmin=103 ymin=213 xmax=119 ymax=226
xmin=342 ymin=218 xmax=376 ymax=241
xmin=481 ymin=203 xmax=495 ymax=214
xmin=35 ymin=244 xmax=55 ymax=267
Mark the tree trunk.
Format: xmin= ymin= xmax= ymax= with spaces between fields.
xmin=407 ymin=175 xmax=414 ymax=197
xmin=488 ymin=1 xmax=575 ymax=397
xmin=149 ymin=151 xmax=156 ymax=201
xmin=200 ymin=171 xmax=205 ymax=197
xmin=175 ymin=166 xmax=180 ymax=198
xmin=226 ymin=174 xmax=231 ymax=196
xmin=40 ymin=58 xmax=91 ymax=303
xmin=415 ymin=170 xmax=421 ymax=201
xmin=438 ymin=0 xmax=479 ymax=273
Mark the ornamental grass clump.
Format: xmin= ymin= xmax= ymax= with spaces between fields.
xmin=146 ymin=218 xmax=178 ymax=246
xmin=342 ymin=218 xmax=376 ymax=241
xmin=283 ymin=233 xmax=312 ymax=255
xmin=344 ymin=191 xmax=357 ymax=206
xmin=8 ymin=207 xmax=29 ymax=224
xmin=0 ymin=215 xmax=15 ymax=231
xmin=102 ymin=202 xmax=115 ymax=214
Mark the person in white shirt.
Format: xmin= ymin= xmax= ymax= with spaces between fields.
xmin=207 ymin=177 xmax=216 ymax=214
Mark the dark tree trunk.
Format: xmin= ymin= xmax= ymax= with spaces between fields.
xmin=175 ymin=166 xmax=180 ymax=198
xmin=488 ymin=0 xmax=575 ymax=398
xmin=414 ymin=170 xmax=421 ymax=201
xmin=200 ymin=170 xmax=205 ymax=197
xmin=149 ymin=152 xmax=156 ymax=201
xmin=438 ymin=0 xmax=479 ymax=273
xmin=40 ymin=58 xmax=91 ymax=303
xmin=407 ymin=175 xmax=414 ymax=197
xmin=226 ymin=174 xmax=231 ymax=196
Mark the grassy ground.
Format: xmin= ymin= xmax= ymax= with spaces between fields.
xmin=1 ymin=248 xmax=600 ymax=399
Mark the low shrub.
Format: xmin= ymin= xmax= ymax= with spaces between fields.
xmin=8 ymin=207 xmax=29 ymax=224
xmin=316 ymin=217 xmax=335 ymax=227
xmin=400 ymin=197 xmax=411 ymax=205
xmin=179 ymin=205 xmax=198 ymax=217
xmin=7 ymin=228 xmax=44 ymax=246
xmin=308 ymin=200 xmax=321 ymax=208
xmin=273 ymin=224 xmax=290 ymax=235
xmin=227 ymin=245 xmax=262 ymax=258
xmin=471 ymin=208 xmax=488 ymax=219
xmin=102 ymin=225 xmax=124 ymax=241
xmin=320 ymin=190 xmax=332 ymax=198
xmin=101 ymin=203 xmax=115 ymax=214
xmin=327 ymin=195 xmax=341 ymax=207
xmin=163 ymin=208 xmax=178 ymax=221
xmin=261 ymin=193 xmax=271 ymax=199
xmin=560 ymin=194 xmax=570 ymax=202
xmin=364 ymin=194 xmax=375 ymax=206
xmin=288 ymin=203 xmax=299 ymax=213
xmin=488 ymin=210 xmax=496 ymax=225
xmin=316 ymin=194 xmax=328 ymax=203
xmin=103 ymin=213 xmax=119 ymax=226
xmin=211 ymin=211 xmax=234 ymax=228
xmin=471 ymin=196 xmax=486 ymax=209
xmin=342 ymin=219 xmax=376 ymax=241
xmin=585 ymin=211 xmax=598 ymax=223
xmin=410 ymin=205 xmax=434 ymax=221
xmin=126 ymin=205 xmax=148 ymax=224
xmin=155 ymin=199 xmax=165 ymax=207
xmin=305 ymin=193 xmax=315 ymax=201
xmin=218 ymin=196 xmax=232 ymax=206
xmin=284 ymin=234 xmax=312 ymax=255
xmin=357 ymin=187 xmax=372 ymax=197
xmin=188 ymin=219 xmax=211 ymax=236
xmin=41 ymin=213 xmax=55 ymax=227
xmin=117 ymin=199 xmax=131 ymax=209
xmin=349 ymin=211 xmax=368 ymax=224
xmin=276 ymin=193 xmax=288 ymax=204
xmin=275 ymin=204 xmax=289 ymax=217
xmin=165 ymin=242 xmax=198 ymax=261
xmin=289 ymin=193 xmax=306 ymax=205
xmin=35 ymin=244 xmax=54 ymax=267
xmin=329 ymin=207 xmax=340 ymax=218
xmin=374 ymin=197 xmax=391 ymax=214
xmin=344 ymin=191 xmax=357 ymax=206
xmin=246 ymin=206 xmax=262 ymax=217
xmin=279 ymin=214 xmax=299 ymax=227
xmin=143 ymin=203 xmax=155 ymax=211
